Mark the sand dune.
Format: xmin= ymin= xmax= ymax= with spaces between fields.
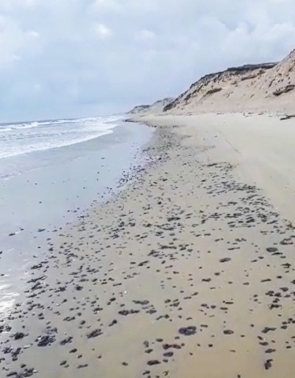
xmin=131 ymin=47 xmax=295 ymax=115
xmin=129 ymin=98 xmax=174 ymax=115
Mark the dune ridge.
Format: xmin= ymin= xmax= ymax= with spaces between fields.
xmin=131 ymin=48 xmax=295 ymax=115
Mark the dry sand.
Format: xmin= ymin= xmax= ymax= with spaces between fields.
xmin=2 ymin=113 xmax=295 ymax=378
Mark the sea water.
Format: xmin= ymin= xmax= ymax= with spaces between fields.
xmin=0 ymin=115 xmax=153 ymax=316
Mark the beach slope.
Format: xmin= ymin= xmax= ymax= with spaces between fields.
xmin=3 ymin=113 xmax=295 ymax=378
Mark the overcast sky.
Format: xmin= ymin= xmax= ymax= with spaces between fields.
xmin=1 ymin=0 xmax=295 ymax=121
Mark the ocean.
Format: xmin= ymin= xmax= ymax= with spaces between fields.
xmin=0 ymin=115 xmax=153 ymax=316
xmin=0 ymin=115 xmax=122 ymax=178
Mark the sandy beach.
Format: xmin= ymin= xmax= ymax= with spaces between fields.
xmin=1 ymin=112 xmax=295 ymax=377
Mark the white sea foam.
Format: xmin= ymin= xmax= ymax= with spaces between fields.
xmin=0 ymin=283 xmax=19 ymax=318
xmin=0 ymin=116 xmax=122 ymax=159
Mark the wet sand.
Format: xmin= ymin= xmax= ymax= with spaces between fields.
xmin=2 ymin=113 xmax=295 ymax=378
xmin=0 ymin=121 xmax=153 ymax=318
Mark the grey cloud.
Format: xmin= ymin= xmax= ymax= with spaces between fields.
xmin=0 ymin=0 xmax=295 ymax=121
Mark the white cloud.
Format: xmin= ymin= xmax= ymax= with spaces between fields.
xmin=0 ymin=15 xmax=27 ymax=66
xmin=27 ymin=30 xmax=39 ymax=38
xmin=25 ymin=0 xmax=37 ymax=7
xmin=34 ymin=83 xmax=41 ymax=91
xmin=93 ymin=23 xmax=112 ymax=40
xmin=136 ymin=29 xmax=157 ymax=42
xmin=92 ymin=0 xmax=120 ymax=11
xmin=1 ymin=0 xmax=295 ymax=121
xmin=0 ymin=0 xmax=37 ymax=10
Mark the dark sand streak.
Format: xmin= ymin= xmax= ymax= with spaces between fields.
xmin=1 ymin=118 xmax=295 ymax=378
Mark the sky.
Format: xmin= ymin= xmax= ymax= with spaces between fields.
xmin=1 ymin=0 xmax=295 ymax=121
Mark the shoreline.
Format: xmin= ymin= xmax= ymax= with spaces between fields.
xmin=2 ymin=113 xmax=295 ymax=377
xmin=0 ymin=120 xmax=153 ymax=325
